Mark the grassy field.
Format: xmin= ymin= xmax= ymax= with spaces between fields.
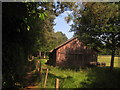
xmin=98 ymin=55 xmax=120 ymax=67
xmin=35 ymin=55 xmax=120 ymax=88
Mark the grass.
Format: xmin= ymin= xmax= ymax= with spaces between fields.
xmin=40 ymin=66 xmax=88 ymax=88
xmin=80 ymin=67 xmax=120 ymax=88
xmin=98 ymin=55 xmax=120 ymax=67
xmin=35 ymin=55 xmax=120 ymax=88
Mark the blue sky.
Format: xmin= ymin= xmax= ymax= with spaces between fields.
xmin=53 ymin=11 xmax=74 ymax=39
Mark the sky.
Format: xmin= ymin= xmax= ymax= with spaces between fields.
xmin=53 ymin=11 xmax=74 ymax=39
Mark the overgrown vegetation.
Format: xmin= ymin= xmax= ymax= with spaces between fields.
xmin=36 ymin=55 xmax=120 ymax=88
xmin=2 ymin=2 xmax=70 ymax=88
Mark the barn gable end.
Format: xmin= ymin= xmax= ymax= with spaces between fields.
xmin=47 ymin=37 xmax=97 ymax=67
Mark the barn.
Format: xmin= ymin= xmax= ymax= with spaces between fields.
xmin=47 ymin=37 xmax=98 ymax=67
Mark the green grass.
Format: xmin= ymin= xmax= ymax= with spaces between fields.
xmin=36 ymin=55 xmax=120 ymax=88
xmin=98 ymin=55 xmax=119 ymax=67
xmin=40 ymin=66 xmax=88 ymax=88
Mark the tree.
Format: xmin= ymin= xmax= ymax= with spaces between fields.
xmin=55 ymin=32 xmax=68 ymax=44
xmin=2 ymin=2 xmax=71 ymax=88
xmin=69 ymin=2 xmax=120 ymax=69
xmin=2 ymin=2 xmax=49 ymax=87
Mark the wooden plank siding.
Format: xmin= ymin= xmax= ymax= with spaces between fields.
xmin=47 ymin=37 xmax=97 ymax=67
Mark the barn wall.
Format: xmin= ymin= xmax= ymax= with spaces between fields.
xmin=55 ymin=38 xmax=97 ymax=67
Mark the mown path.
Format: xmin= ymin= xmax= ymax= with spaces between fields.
xmin=23 ymin=70 xmax=39 ymax=89
xmin=24 ymin=86 xmax=39 ymax=89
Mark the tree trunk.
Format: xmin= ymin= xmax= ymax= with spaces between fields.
xmin=38 ymin=51 xmax=41 ymax=59
xmin=43 ymin=52 xmax=46 ymax=59
xmin=110 ymin=49 xmax=115 ymax=69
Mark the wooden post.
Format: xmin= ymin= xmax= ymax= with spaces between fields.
xmin=39 ymin=60 xmax=42 ymax=81
xmin=43 ymin=68 xmax=49 ymax=88
xmin=55 ymin=78 xmax=59 ymax=90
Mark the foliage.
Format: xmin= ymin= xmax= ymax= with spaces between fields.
xmin=46 ymin=31 xmax=68 ymax=51
xmin=68 ymin=2 xmax=120 ymax=68
xmin=99 ymin=48 xmax=119 ymax=55
xmin=2 ymin=2 xmax=72 ymax=88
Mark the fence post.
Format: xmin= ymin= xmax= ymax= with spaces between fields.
xmin=55 ymin=78 xmax=59 ymax=90
xmin=39 ymin=59 xmax=42 ymax=81
xmin=43 ymin=68 xmax=49 ymax=88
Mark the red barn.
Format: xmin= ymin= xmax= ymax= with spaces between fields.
xmin=47 ymin=37 xmax=98 ymax=67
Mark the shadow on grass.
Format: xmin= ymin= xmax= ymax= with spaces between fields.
xmin=41 ymin=72 xmax=73 ymax=88
xmin=80 ymin=67 xmax=120 ymax=88
xmin=48 ymin=72 xmax=73 ymax=79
